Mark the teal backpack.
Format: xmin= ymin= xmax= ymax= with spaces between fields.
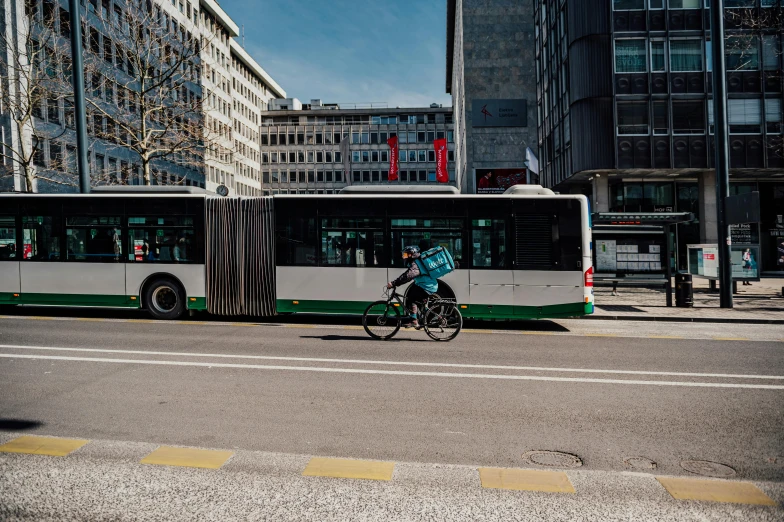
xmin=418 ymin=247 xmax=455 ymax=279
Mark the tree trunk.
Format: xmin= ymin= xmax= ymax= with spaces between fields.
xmin=24 ymin=164 xmax=35 ymax=193
xmin=142 ymin=156 xmax=151 ymax=185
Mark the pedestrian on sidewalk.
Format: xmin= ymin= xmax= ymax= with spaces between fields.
xmin=741 ymin=248 xmax=755 ymax=285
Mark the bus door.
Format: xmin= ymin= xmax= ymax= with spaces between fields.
xmin=468 ymin=219 xmax=514 ymax=311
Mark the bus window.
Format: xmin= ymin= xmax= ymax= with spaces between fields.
xmin=390 ymin=218 xmax=463 ymax=269
xmin=277 ymin=217 xmax=317 ymax=266
xmin=22 ymin=216 xmax=61 ymax=261
xmin=471 ymin=219 xmax=507 ymax=269
xmin=0 ymin=216 xmax=16 ymax=260
xmin=127 ymin=216 xmax=197 ymax=263
xmin=320 ymin=218 xmax=384 ymax=267
xmin=66 ymin=216 xmax=122 ymax=262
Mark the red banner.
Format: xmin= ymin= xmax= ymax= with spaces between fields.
xmin=434 ymin=138 xmax=448 ymax=183
xmin=387 ymin=135 xmax=399 ymax=181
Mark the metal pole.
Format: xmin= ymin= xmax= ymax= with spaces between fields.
xmin=710 ymin=0 xmax=732 ymax=308
xmin=68 ymin=0 xmax=90 ymax=193
xmin=665 ymin=225 xmax=673 ymax=307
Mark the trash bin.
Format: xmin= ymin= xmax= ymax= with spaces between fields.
xmin=675 ymin=273 xmax=693 ymax=308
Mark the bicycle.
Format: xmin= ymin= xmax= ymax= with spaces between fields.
xmin=362 ymin=286 xmax=463 ymax=342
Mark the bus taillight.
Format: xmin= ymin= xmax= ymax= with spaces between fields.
xmin=584 ymin=266 xmax=593 ymax=287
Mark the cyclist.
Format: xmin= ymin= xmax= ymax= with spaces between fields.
xmin=387 ymin=246 xmax=438 ymax=328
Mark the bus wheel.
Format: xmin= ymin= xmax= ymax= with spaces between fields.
xmin=144 ymin=279 xmax=185 ymax=320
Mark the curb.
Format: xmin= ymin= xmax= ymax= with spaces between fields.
xmin=584 ymin=314 xmax=784 ymax=325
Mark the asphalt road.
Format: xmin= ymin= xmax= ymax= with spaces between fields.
xmin=0 ymin=311 xmax=783 ymax=520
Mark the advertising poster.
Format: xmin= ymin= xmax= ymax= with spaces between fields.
xmin=475 ymin=168 xmax=527 ymax=194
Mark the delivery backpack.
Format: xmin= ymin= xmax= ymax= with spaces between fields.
xmin=418 ymin=246 xmax=456 ymax=279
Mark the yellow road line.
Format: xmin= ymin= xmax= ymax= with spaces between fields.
xmin=302 ymin=457 xmax=395 ymax=481
xmin=656 ymin=477 xmax=777 ymax=506
xmin=140 ymin=446 xmax=233 ymax=469
xmin=478 ymin=468 xmax=575 ymax=493
xmin=0 ymin=435 xmax=89 ymax=456
xmin=520 ymin=331 xmax=555 ymax=335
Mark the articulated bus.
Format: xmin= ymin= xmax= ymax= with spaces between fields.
xmin=0 ymin=186 xmax=594 ymax=320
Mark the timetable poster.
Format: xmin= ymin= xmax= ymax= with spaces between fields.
xmin=596 ymin=240 xmax=617 ymax=271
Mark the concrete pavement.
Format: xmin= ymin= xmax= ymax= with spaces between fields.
xmin=0 ymin=312 xmax=782 ymax=520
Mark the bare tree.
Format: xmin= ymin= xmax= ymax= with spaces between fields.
xmin=83 ymin=1 xmax=225 ymax=185
xmin=0 ymin=0 xmax=78 ymax=191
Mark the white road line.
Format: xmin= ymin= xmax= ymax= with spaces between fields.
xmin=2 ymin=315 xmax=782 ymax=342
xmin=0 ymin=344 xmax=782 ymax=381
xmin=1 ymin=353 xmax=783 ymax=390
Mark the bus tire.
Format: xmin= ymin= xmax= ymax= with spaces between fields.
xmin=144 ymin=278 xmax=185 ymax=320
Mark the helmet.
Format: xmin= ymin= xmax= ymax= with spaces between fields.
xmin=402 ymin=245 xmax=420 ymax=259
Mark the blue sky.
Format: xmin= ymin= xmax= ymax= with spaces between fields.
xmin=220 ymin=0 xmax=452 ymax=109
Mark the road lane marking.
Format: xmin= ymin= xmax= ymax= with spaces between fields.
xmin=656 ymin=477 xmax=777 ymax=506
xmin=1 ymin=344 xmax=782 ymax=381
xmin=1 ymin=353 xmax=783 ymax=389
xmin=713 ymin=338 xmax=750 ymax=341
xmin=302 ymin=457 xmax=394 ymax=481
xmin=479 ymin=468 xmax=575 ymax=493
xmin=0 ymin=435 xmax=89 ymax=456
xmin=140 ymin=446 xmax=233 ymax=469
xmin=2 ymin=315 xmax=782 ymax=342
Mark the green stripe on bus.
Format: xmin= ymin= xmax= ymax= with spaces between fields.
xmin=0 ymin=292 xmax=207 ymax=310
xmin=275 ymin=300 xmax=589 ymax=319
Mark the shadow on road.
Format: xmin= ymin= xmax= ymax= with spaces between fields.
xmin=2 ymin=305 xmax=572 ymax=333
xmin=300 ymin=334 xmax=431 ymax=343
xmin=0 ymin=419 xmax=44 ymax=431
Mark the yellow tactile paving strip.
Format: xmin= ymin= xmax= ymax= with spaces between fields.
xmin=657 ymin=477 xmax=777 ymax=506
xmin=140 ymin=446 xmax=234 ymax=469
xmin=0 ymin=435 xmax=89 ymax=456
xmin=0 ymin=433 xmax=779 ymax=507
xmin=479 ymin=468 xmax=575 ymax=493
xmin=302 ymin=457 xmax=395 ymax=481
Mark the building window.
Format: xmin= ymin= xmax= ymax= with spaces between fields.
xmin=673 ymin=100 xmax=705 ymax=134
xmin=668 ymin=0 xmax=700 ymax=8
xmin=726 ymin=36 xmax=760 ymax=71
xmin=617 ymin=102 xmax=649 ymax=135
xmin=615 ymin=39 xmax=646 ymax=73
xmin=766 ymin=98 xmax=782 ymax=134
xmin=613 ymin=0 xmax=644 ymax=8
xmin=670 ymin=40 xmax=703 ymax=72
xmin=651 ymin=40 xmax=666 ymax=72
xmin=763 ymin=35 xmax=780 ymax=71
xmin=653 ymin=100 xmax=669 ymax=135
xmin=729 ymin=99 xmax=762 ymax=134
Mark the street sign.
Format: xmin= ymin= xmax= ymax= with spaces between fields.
xmin=725 ymin=192 xmax=760 ymax=225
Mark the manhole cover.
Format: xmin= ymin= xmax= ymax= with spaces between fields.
xmin=522 ymin=450 xmax=582 ymax=468
xmin=624 ymin=457 xmax=657 ymax=470
xmin=680 ymin=460 xmax=736 ymax=478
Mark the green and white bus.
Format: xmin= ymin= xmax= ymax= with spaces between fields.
xmin=0 ymin=186 xmax=594 ymax=320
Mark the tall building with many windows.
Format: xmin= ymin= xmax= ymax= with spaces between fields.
xmin=0 ymin=0 xmax=284 ymax=194
xmin=446 ymin=0 xmax=538 ymax=193
xmin=534 ymin=0 xmax=784 ymax=274
xmin=259 ymin=101 xmax=456 ymax=194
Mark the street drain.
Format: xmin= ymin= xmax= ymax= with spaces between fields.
xmin=680 ymin=460 xmax=736 ymax=478
xmin=623 ymin=457 xmax=657 ymax=470
xmin=522 ymin=450 xmax=582 ymax=468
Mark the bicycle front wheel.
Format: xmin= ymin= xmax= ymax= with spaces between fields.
xmin=423 ymin=302 xmax=462 ymax=342
xmin=362 ymin=301 xmax=401 ymax=340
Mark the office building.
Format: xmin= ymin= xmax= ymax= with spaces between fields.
xmin=0 ymin=0 xmax=284 ymax=195
xmin=534 ymin=0 xmax=784 ymax=274
xmin=446 ymin=0 xmax=538 ymax=193
xmin=259 ymin=101 xmax=455 ymax=194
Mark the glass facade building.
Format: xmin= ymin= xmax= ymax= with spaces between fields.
xmin=534 ymin=0 xmax=784 ymax=273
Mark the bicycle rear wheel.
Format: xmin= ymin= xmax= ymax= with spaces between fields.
xmin=423 ymin=301 xmax=462 ymax=342
xmin=362 ymin=301 xmax=401 ymax=340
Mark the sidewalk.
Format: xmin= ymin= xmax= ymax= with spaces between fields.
xmin=590 ymin=277 xmax=784 ymax=324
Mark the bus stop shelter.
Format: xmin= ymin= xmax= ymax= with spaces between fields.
xmin=591 ymin=212 xmax=695 ymax=307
